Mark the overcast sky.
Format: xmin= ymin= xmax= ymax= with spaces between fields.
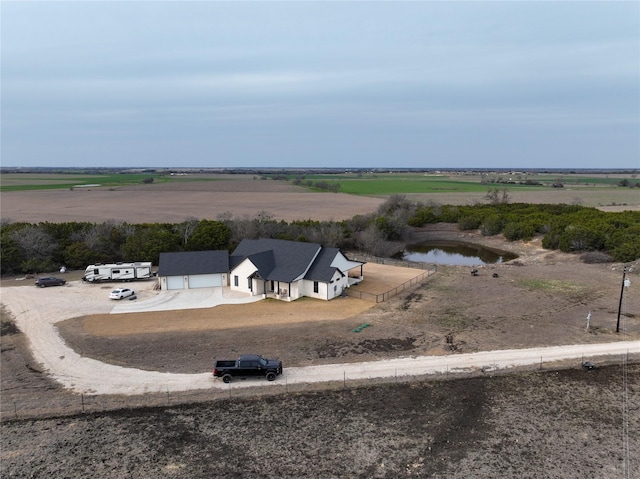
xmin=2 ymin=1 xmax=639 ymax=169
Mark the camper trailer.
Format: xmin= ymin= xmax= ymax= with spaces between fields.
xmin=82 ymin=262 xmax=153 ymax=283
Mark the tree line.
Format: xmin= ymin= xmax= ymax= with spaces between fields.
xmin=1 ymin=197 xmax=638 ymax=275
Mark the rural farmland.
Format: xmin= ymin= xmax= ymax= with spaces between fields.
xmin=1 ymin=170 xmax=639 ymax=478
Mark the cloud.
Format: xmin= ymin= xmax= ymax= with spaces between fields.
xmin=2 ymin=1 xmax=638 ymax=168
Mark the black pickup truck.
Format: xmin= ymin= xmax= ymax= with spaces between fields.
xmin=213 ymin=354 xmax=283 ymax=383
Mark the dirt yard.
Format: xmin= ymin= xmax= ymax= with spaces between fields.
xmin=42 ymin=227 xmax=640 ymax=376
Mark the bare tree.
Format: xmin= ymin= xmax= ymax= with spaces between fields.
xmin=485 ymin=187 xmax=510 ymax=204
xmin=10 ymin=226 xmax=57 ymax=271
xmin=308 ymin=222 xmax=345 ymax=248
xmin=10 ymin=226 xmax=56 ymax=258
xmin=175 ymin=218 xmax=199 ymax=247
xmin=216 ymin=211 xmax=233 ymax=223
xmin=356 ymin=224 xmax=382 ymax=255
xmin=78 ymin=227 xmax=102 ymax=249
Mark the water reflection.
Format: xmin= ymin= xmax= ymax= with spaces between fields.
xmin=401 ymin=242 xmax=518 ymax=266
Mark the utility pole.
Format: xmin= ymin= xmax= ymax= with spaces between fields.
xmin=616 ymin=267 xmax=628 ymax=333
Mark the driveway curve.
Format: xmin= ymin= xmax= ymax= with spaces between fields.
xmin=2 ymin=280 xmax=639 ymax=396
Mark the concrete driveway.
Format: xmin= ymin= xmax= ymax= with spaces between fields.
xmin=110 ymin=286 xmax=262 ymax=313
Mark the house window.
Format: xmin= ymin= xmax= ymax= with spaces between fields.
xmin=234 ymin=275 xmax=238 ymax=287
xmin=313 ymin=281 xmax=319 ymax=293
xmin=248 ymin=277 xmax=252 ymax=291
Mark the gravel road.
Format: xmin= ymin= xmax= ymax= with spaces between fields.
xmin=3 ymin=279 xmax=639 ymax=396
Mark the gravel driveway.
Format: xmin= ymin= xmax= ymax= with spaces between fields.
xmin=2 ymin=279 xmax=638 ymax=396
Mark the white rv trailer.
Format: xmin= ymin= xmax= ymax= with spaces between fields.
xmin=82 ymin=262 xmax=153 ymax=282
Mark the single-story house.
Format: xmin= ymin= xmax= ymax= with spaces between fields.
xmin=157 ymin=250 xmax=229 ymax=290
xmin=156 ymin=238 xmax=365 ymax=300
xmin=229 ymin=238 xmax=364 ymax=301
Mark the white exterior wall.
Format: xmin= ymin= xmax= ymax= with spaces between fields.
xmin=302 ymin=271 xmax=346 ymax=300
xmin=251 ymin=277 xmax=267 ymax=296
xmin=230 ymin=259 xmax=259 ymax=295
xmin=302 ymin=278 xmax=328 ymax=300
xmin=326 ymin=270 xmax=348 ymax=300
xmin=287 ymin=281 xmax=303 ymax=301
xmin=333 ymin=271 xmax=349 ymax=298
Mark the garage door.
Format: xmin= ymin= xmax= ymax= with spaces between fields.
xmin=166 ymin=276 xmax=184 ymax=290
xmin=188 ymin=274 xmax=222 ymax=289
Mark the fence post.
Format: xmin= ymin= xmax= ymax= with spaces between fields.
xmin=81 ymin=393 xmax=85 ymax=413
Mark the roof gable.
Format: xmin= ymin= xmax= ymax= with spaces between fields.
xmin=158 ymin=250 xmax=229 ymax=277
xmin=304 ymin=247 xmax=342 ymax=282
xmin=231 ymin=238 xmax=321 ymax=282
xmin=246 ymin=250 xmax=275 ymax=278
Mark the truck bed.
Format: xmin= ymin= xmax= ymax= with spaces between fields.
xmin=214 ymin=360 xmax=236 ymax=368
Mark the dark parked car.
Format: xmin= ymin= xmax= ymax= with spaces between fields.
xmin=35 ymin=277 xmax=66 ymax=288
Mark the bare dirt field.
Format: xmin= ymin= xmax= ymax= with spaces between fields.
xmin=2 ymin=365 xmax=637 ymax=479
xmin=0 ymin=179 xmax=385 ymax=223
xmin=2 ymin=179 xmax=640 ymax=477
xmin=2 ymin=176 xmax=638 ymax=226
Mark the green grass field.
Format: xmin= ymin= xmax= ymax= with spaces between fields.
xmin=293 ymin=172 xmax=636 ymax=195
xmin=2 ymin=171 xmax=637 ymax=200
xmin=0 ymin=173 xmax=168 ymax=192
xmin=324 ymin=177 xmax=536 ymax=195
xmin=0 ymin=173 xmax=228 ymax=192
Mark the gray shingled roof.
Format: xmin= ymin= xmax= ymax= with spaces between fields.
xmin=231 ymin=238 xmax=321 ymax=283
xmin=158 ymin=250 xmax=229 ymax=277
xmin=304 ymin=247 xmax=342 ymax=282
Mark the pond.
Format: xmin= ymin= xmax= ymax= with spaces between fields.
xmin=399 ymin=241 xmax=518 ymax=266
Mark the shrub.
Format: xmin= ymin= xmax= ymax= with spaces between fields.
xmin=457 ymin=215 xmax=482 ymax=231
xmin=610 ymin=240 xmax=640 ymax=263
xmin=580 ymin=251 xmax=613 ymax=264
xmin=481 ymin=215 xmax=503 ymax=236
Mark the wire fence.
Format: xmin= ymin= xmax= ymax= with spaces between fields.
xmin=348 ymin=253 xmax=438 ymax=271
xmin=345 ymin=254 xmax=438 ymax=303
xmin=3 ymin=354 xmax=635 ymax=422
